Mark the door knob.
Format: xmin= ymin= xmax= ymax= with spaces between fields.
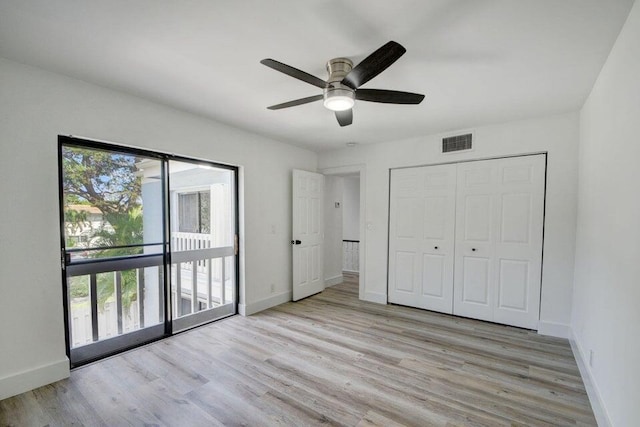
xmin=291 ymin=240 xmax=301 ymax=245
xmin=472 ymin=248 xmax=476 ymax=252
xmin=434 ymin=246 xmax=439 ymax=250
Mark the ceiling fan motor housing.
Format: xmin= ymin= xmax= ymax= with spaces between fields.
xmin=324 ymin=57 xmax=355 ymax=111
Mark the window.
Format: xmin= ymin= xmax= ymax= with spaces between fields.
xmin=178 ymin=191 xmax=210 ymax=233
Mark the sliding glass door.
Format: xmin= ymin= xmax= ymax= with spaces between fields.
xmin=168 ymin=160 xmax=237 ymax=331
xmin=59 ymin=136 xmax=238 ymax=366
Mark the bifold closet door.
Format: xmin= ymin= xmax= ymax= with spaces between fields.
xmin=388 ymin=164 xmax=456 ymax=313
xmin=454 ymin=155 xmax=545 ymax=329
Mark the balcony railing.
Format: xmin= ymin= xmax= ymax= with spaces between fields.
xmin=343 ymin=240 xmax=359 ymax=272
xmin=172 ymin=232 xmax=213 ymax=273
xmin=66 ymin=232 xmax=234 ymax=350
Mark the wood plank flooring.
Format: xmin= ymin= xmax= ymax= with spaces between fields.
xmin=0 ymin=274 xmax=595 ymax=426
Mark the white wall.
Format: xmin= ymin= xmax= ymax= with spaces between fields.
xmin=572 ymin=1 xmax=640 ymax=425
xmin=323 ymin=175 xmax=343 ymax=285
xmin=0 ymin=57 xmax=316 ymax=400
xmin=342 ymin=176 xmax=360 ymax=241
xmin=319 ymin=113 xmax=579 ymax=332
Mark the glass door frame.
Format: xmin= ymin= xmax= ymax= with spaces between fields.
xmin=167 ymin=157 xmax=239 ymax=332
xmin=58 ymin=135 xmax=239 ymax=367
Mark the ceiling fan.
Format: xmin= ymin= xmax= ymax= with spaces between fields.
xmin=260 ymin=41 xmax=425 ymax=127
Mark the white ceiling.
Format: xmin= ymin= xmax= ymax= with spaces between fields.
xmin=0 ymin=1 xmax=634 ymax=151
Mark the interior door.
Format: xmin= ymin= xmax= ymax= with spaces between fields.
xmin=292 ymin=169 xmax=324 ymax=301
xmin=454 ymin=154 xmax=545 ymax=329
xmin=388 ymin=165 xmax=457 ymax=313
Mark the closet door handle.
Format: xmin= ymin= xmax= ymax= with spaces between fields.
xmin=434 ymin=246 xmax=439 ymax=250
xmin=471 ymin=248 xmax=477 ymax=252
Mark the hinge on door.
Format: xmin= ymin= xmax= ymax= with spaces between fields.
xmin=234 ymin=234 xmax=239 ymax=256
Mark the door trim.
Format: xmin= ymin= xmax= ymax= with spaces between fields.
xmin=320 ymin=164 xmax=366 ymax=301
xmin=389 ymin=151 xmax=548 ymax=171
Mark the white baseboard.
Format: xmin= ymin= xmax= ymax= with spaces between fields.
xmin=324 ymin=275 xmax=343 ymax=287
xmin=537 ymin=320 xmax=570 ymax=338
xmin=363 ymin=291 xmax=387 ymax=305
xmin=0 ymin=358 xmax=69 ymax=401
xmin=569 ymin=328 xmax=612 ymax=427
xmin=239 ymin=290 xmax=292 ymax=316
xmin=342 ymin=269 xmax=359 ymax=274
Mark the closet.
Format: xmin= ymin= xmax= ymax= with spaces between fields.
xmin=388 ymin=154 xmax=545 ymax=329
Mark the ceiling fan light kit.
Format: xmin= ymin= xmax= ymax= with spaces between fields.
xmin=323 ymin=58 xmax=356 ymax=111
xmin=261 ymin=41 xmax=425 ymax=126
xmin=323 ymin=88 xmax=355 ymax=111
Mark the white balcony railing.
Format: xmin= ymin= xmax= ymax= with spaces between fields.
xmin=67 ymin=232 xmax=233 ymax=349
xmin=343 ymin=240 xmax=359 ymax=272
xmin=172 ymin=232 xmax=213 ymax=273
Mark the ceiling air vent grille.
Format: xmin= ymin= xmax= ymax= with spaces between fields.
xmin=442 ymin=133 xmax=472 ymax=153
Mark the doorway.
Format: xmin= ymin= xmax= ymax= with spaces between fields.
xmin=322 ymin=166 xmax=365 ymax=297
xmin=59 ymin=136 xmax=238 ymax=366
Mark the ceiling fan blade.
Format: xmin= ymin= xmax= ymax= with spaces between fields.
xmin=260 ymin=59 xmax=328 ymax=89
xmin=267 ymin=95 xmax=324 ymax=110
xmin=335 ymin=109 xmax=353 ymax=127
xmin=341 ymin=41 xmax=406 ymax=89
xmin=356 ymin=89 xmax=425 ymax=104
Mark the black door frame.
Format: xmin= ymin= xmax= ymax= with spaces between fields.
xmin=58 ymin=135 xmax=240 ymax=367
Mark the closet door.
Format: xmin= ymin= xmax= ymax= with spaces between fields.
xmin=454 ymin=154 xmax=545 ymax=329
xmin=453 ymin=160 xmax=497 ymax=322
xmin=492 ymin=155 xmax=545 ymax=329
xmin=388 ymin=164 xmax=456 ymax=313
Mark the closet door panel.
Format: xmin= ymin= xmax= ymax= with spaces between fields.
xmin=454 ymin=160 xmax=497 ymax=322
xmin=389 ymin=165 xmax=456 ymax=313
xmin=454 ymin=154 xmax=545 ymax=329
xmin=422 ymin=254 xmax=445 ymax=296
xmin=493 ymin=155 xmax=545 ymax=329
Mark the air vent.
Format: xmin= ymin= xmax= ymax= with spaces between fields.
xmin=442 ymin=133 xmax=472 ymax=153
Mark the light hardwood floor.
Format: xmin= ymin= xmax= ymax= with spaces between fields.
xmin=1 ymin=274 xmax=595 ymax=426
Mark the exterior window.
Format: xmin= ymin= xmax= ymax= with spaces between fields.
xmin=178 ymin=191 xmax=210 ymax=234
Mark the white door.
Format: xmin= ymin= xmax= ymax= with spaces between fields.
xmin=492 ymin=155 xmax=545 ymax=328
xmin=453 ymin=160 xmax=497 ymax=322
xmin=292 ymin=169 xmax=324 ymax=301
xmin=454 ymin=155 xmax=545 ymax=329
xmin=388 ymin=164 xmax=457 ymax=313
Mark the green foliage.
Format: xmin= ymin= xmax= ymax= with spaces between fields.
xmin=62 ymin=146 xmax=145 ymax=313
xmin=66 ymin=194 xmax=90 ymax=205
xmin=62 ymin=146 xmax=141 ymax=215
xmin=64 ymin=209 xmax=89 ymax=238
xmin=69 ymin=276 xmax=89 ymax=298
xmin=93 ymin=207 xmax=145 ymax=252
xmin=93 ymin=208 xmax=144 ymax=310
